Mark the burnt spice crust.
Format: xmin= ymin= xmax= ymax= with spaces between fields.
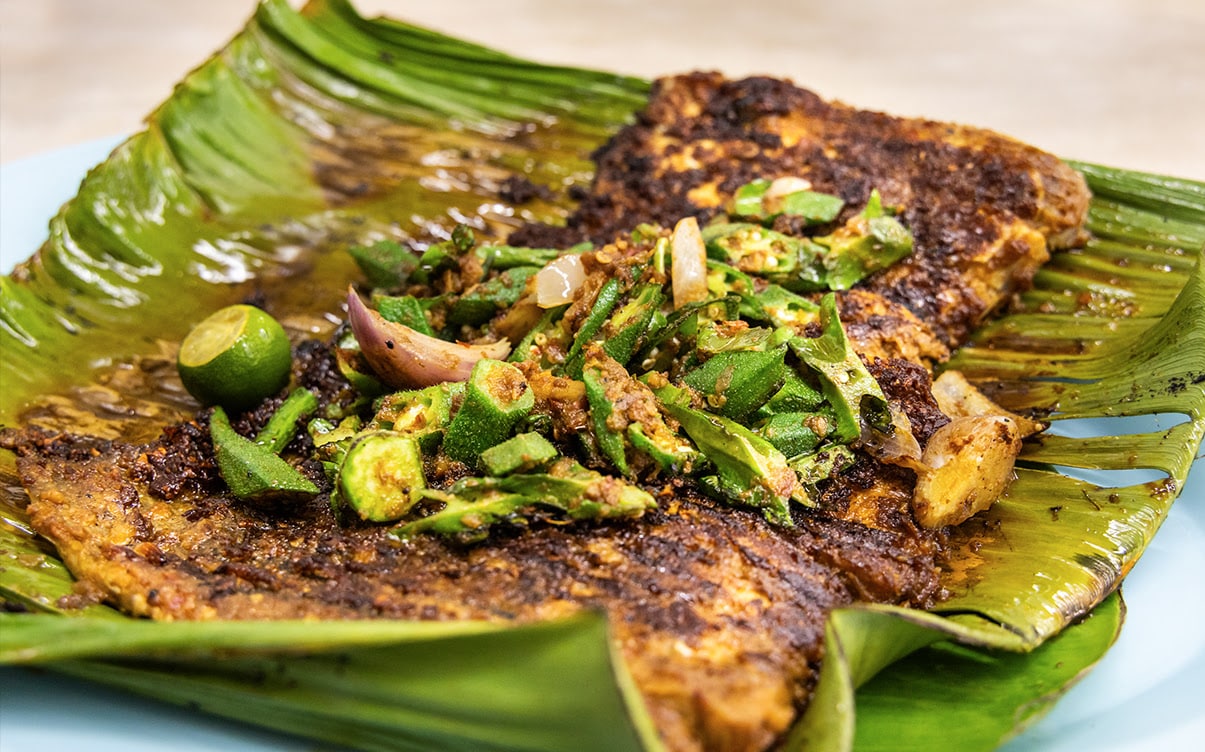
xmin=511 ymin=72 xmax=1091 ymax=347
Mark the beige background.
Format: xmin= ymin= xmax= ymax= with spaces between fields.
xmin=1 ymin=0 xmax=1203 ymax=179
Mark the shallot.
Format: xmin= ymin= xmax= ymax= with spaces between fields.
xmin=671 ymin=216 xmax=708 ymax=309
xmin=346 ymin=287 xmax=510 ymax=388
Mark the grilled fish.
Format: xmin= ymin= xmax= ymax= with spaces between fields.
xmin=511 ymin=72 xmax=1090 ymax=347
xmin=4 ymin=72 xmax=1091 ymax=752
xmin=10 ymin=422 xmax=942 ymax=752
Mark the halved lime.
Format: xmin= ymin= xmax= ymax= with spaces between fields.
xmin=177 ymin=304 xmax=292 ymax=410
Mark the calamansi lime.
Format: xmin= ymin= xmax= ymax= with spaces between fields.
xmin=177 ymin=304 xmax=292 ymax=410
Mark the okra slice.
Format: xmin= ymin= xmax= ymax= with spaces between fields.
xmin=561 ymin=277 xmax=623 ymax=378
xmin=756 ymin=371 xmax=827 ymax=418
xmin=654 ymin=384 xmax=798 ymax=525
xmin=627 ymin=423 xmax=698 ymax=475
xmin=582 ymin=364 xmax=630 ymax=476
xmin=727 ymin=178 xmax=845 ymax=224
xmin=681 ymin=345 xmax=788 ymax=422
xmin=814 ymin=190 xmax=913 ymax=290
xmin=760 ymin=287 xmax=822 ymax=330
xmin=442 ymin=359 xmax=535 ymax=465
xmin=309 ymin=415 xmax=362 ymax=475
xmin=393 ymin=461 xmax=656 ymax=542
xmin=393 ymin=487 xmax=531 ymax=543
xmin=696 ymin=323 xmax=791 ymax=354
xmin=407 ymin=240 xmax=458 ymax=285
xmin=758 ymin=412 xmax=825 ymax=458
xmin=332 ymin=326 xmax=387 ymax=399
xmin=448 ymin=266 xmax=541 ymax=327
xmin=702 ymin=223 xmax=827 ymax=292
xmin=338 ymin=430 xmax=426 ymax=522
xmin=480 ymin=431 xmax=559 ymax=476
xmin=730 ymin=179 xmax=772 ymax=218
xmin=474 ymin=244 xmax=564 ymax=271
xmin=695 ymin=474 xmax=800 ymax=524
xmin=706 ymin=261 xmax=820 ymax=330
xmin=790 ymin=444 xmax=857 ymax=489
xmin=210 ymin=407 xmax=318 ymax=504
xmin=775 ymin=190 xmax=845 ymax=224
xmin=789 ymin=294 xmax=892 ymax=443
xmin=507 ymin=303 xmax=569 ymax=365
xmin=347 ymin=239 xmax=418 ymax=289
xmin=370 ymin=382 xmax=462 ymax=451
xmin=254 ymin=388 xmax=319 ymax=454
xmin=496 ymin=464 xmax=657 ymax=521
xmin=374 ymin=294 xmax=435 ymax=337
xmin=630 ymin=298 xmax=709 ymax=371
xmin=582 ymin=346 xmax=694 ymax=479
xmin=600 ymin=282 xmax=665 ymax=367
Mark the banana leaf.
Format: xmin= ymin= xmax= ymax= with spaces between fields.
xmin=0 ymin=1 xmax=1201 ymax=750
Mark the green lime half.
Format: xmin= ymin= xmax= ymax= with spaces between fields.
xmin=177 ymin=304 xmax=293 ymax=410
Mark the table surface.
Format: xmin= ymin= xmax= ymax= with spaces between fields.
xmin=1 ymin=0 xmax=1204 ymax=179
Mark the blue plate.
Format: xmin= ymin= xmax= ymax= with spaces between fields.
xmin=1 ymin=140 xmax=1201 ymax=752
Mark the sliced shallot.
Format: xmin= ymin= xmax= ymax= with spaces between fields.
xmin=671 ymin=216 xmax=708 ymax=309
xmin=859 ymin=406 xmax=924 ymax=470
xmin=535 ymin=254 xmax=587 ymax=308
xmin=346 ymin=287 xmax=510 ymax=389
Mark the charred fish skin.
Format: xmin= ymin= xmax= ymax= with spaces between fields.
xmin=512 ymin=72 xmax=1090 ymax=347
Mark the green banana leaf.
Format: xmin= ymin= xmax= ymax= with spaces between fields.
xmin=0 ymin=1 xmax=1200 ymax=750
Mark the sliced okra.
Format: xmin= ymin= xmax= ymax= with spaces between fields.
xmin=480 ymin=431 xmax=560 ymax=476
xmin=626 ymin=422 xmax=698 ymax=475
xmin=630 ymin=298 xmax=709 ymax=371
xmin=653 ymin=383 xmax=799 ymax=525
xmin=448 ymin=265 xmax=541 ymax=327
xmin=582 ymin=364 xmax=630 ymax=476
xmin=681 ymin=344 xmax=788 ymax=422
xmin=474 ymin=244 xmax=564 ymax=271
xmin=788 ymin=294 xmax=892 ymax=443
xmin=507 ymin=303 xmax=569 ymax=365
xmin=374 ymin=294 xmax=435 ymax=337
xmin=393 ymin=488 xmax=531 ymax=543
xmin=756 ymin=371 xmax=827 ymax=418
xmin=600 ymin=282 xmax=665 ymax=367
xmin=370 ymin=381 xmax=463 ymax=451
xmin=210 ymin=407 xmax=318 ymax=504
xmin=338 ymin=430 xmax=426 ymax=522
xmin=703 ymin=222 xmax=827 ymax=292
xmin=393 ymin=460 xmax=656 ymax=541
xmin=814 ymin=190 xmax=913 ymax=290
xmin=308 ymin=415 xmax=362 ymax=470
xmin=254 ymin=388 xmax=319 ymax=454
xmin=442 ymin=358 xmax=535 ymax=465
xmin=705 ymin=261 xmax=820 ymax=331
xmin=774 ymin=190 xmax=845 ymax=224
xmin=789 ymin=444 xmax=858 ymax=490
xmin=333 ymin=326 xmax=387 ymax=399
xmin=348 ymin=239 xmax=418 ymax=289
xmin=695 ymin=322 xmax=791 ymax=354
xmin=728 ymin=178 xmax=844 ymax=225
xmin=407 ymin=241 xmax=458 ymax=286
xmin=757 ymin=412 xmax=826 ymax=458
xmin=561 ymin=276 xmax=623 ymax=378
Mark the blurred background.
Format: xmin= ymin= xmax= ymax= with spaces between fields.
xmin=1 ymin=0 xmax=1203 ymax=178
